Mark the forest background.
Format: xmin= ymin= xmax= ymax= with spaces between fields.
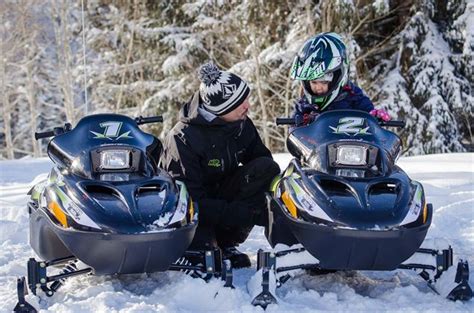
xmin=1 ymin=0 xmax=472 ymax=159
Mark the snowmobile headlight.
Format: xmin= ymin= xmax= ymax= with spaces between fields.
xmin=100 ymin=150 xmax=130 ymax=169
xmin=336 ymin=145 xmax=367 ymax=166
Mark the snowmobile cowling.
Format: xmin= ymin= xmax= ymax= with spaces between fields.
xmin=266 ymin=110 xmax=432 ymax=269
xmin=26 ymin=114 xmax=198 ymax=274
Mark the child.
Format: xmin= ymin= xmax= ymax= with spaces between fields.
xmin=290 ymin=32 xmax=390 ymax=125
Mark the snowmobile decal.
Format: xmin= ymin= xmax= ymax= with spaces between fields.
xmin=168 ymin=181 xmax=189 ymax=226
xmin=400 ymin=182 xmax=425 ymax=226
xmin=269 ymin=175 xmax=282 ymax=193
xmin=50 ymin=185 xmax=101 ymax=230
xmin=330 ymin=117 xmax=371 ymax=136
xmin=286 ymin=177 xmax=333 ymax=222
xmin=90 ymin=121 xmax=133 ymax=140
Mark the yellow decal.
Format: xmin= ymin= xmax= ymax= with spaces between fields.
xmin=48 ymin=201 xmax=68 ymax=228
xmin=270 ymin=175 xmax=281 ymax=193
xmin=282 ymin=191 xmax=298 ymax=218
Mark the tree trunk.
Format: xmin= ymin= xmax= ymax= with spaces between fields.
xmin=251 ymin=33 xmax=269 ymax=147
xmin=0 ymin=55 xmax=14 ymax=159
xmin=321 ymin=1 xmax=334 ymax=32
xmin=52 ymin=0 xmax=76 ymax=124
xmin=116 ymin=0 xmax=139 ymax=113
xmin=26 ymin=61 xmax=40 ymax=157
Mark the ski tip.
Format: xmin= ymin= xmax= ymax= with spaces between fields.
xmin=251 ymin=291 xmax=278 ymax=309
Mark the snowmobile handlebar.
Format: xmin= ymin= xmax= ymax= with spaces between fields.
xmin=276 ymin=117 xmax=405 ymax=128
xmin=35 ymin=115 xmax=163 ymax=140
xmin=276 ymin=118 xmax=296 ymax=125
xmin=35 ymin=130 xmax=56 ymax=140
xmin=379 ymin=120 xmax=405 ymax=128
xmin=35 ymin=123 xmax=73 ymax=140
xmin=135 ymin=115 xmax=163 ymax=125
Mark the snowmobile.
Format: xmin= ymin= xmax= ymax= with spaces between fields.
xmin=250 ymin=110 xmax=472 ymax=308
xmin=14 ymin=113 xmax=233 ymax=313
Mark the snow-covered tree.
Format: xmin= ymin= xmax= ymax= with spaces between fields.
xmin=1 ymin=0 xmax=471 ymax=158
xmin=373 ymin=0 xmax=472 ymax=154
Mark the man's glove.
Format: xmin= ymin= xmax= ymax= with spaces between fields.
xmin=370 ymin=109 xmax=391 ymax=122
xmin=242 ymin=192 xmax=268 ymax=227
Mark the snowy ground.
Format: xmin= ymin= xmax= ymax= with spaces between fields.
xmin=0 ymin=153 xmax=473 ymax=312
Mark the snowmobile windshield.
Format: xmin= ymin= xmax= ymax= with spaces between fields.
xmin=48 ymin=114 xmax=161 ymax=180
xmin=287 ymin=110 xmax=401 ymax=177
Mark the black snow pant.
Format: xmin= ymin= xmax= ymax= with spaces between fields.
xmin=190 ymin=157 xmax=280 ymax=250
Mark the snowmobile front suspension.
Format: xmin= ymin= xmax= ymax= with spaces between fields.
xmin=399 ymin=246 xmax=472 ymax=301
xmin=252 ymin=247 xmax=322 ymax=308
xmin=252 ymin=249 xmax=277 ymax=308
xmin=24 ymin=256 xmax=92 ymax=297
xmin=399 ymin=246 xmax=453 ymax=281
xmin=14 ymin=256 xmax=93 ymax=313
xmin=169 ymin=248 xmax=234 ymax=288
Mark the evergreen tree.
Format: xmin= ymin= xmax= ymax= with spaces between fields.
xmin=373 ymin=0 xmax=471 ymax=154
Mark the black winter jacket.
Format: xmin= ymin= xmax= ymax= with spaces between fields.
xmin=160 ymin=93 xmax=273 ymax=227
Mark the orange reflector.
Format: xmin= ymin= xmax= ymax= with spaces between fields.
xmin=422 ymin=203 xmax=428 ymax=224
xmin=189 ymin=198 xmax=194 ymax=221
xmin=281 ymin=191 xmax=298 ymax=218
xmin=48 ymin=201 xmax=68 ymax=228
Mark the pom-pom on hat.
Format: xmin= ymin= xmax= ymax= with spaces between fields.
xmin=198 ymin=62 xmax=250 ymax=116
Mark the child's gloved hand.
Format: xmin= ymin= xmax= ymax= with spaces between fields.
xmin=296 ymin=112 xmax=318 ymax=126
xmin=370 ymin=109 xmax=391 ymax=122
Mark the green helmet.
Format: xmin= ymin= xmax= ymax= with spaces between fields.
xmin=290 ymin=32 xmax=349 ymax=110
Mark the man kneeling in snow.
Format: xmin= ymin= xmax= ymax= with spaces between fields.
xmin=160 ymin=62 xmax=280 ymax=268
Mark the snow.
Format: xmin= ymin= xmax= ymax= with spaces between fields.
xmin=0 ymin=153 xmax=473 ymax=312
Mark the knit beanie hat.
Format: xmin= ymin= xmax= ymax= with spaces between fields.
xmin=198 ymin=63 xmax=250 ymax=116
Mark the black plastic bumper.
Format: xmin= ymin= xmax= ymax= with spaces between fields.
xmin=29 ymin=207 xmax=197 ymax=275
xmin=269 ymin=198 xmax=432 ymax=270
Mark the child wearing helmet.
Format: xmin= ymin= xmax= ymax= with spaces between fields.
xmin=290 ymin=32 xmax=389 ymax=125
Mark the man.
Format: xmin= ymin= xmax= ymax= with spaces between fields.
xmin=160 ymin=62 xmax=280 ymax=268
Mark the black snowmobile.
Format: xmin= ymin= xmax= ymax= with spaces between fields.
xmin=14 ymin=113 xmax=233 ymax=313
xmin=250 ymin=110 xmax=472 ymax=307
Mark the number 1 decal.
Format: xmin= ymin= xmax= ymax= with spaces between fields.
xmin=90 ymin=121 xmax=133 ymax=140
xmin=100 ymin=121 xmax=122 ymax=137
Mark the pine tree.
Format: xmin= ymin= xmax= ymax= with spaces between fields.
xmin=373 ymin=0 xmax=471 ymax=154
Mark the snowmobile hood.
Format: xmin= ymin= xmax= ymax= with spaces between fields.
xmin=39 ymin=166 xmax=191 ymax=234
